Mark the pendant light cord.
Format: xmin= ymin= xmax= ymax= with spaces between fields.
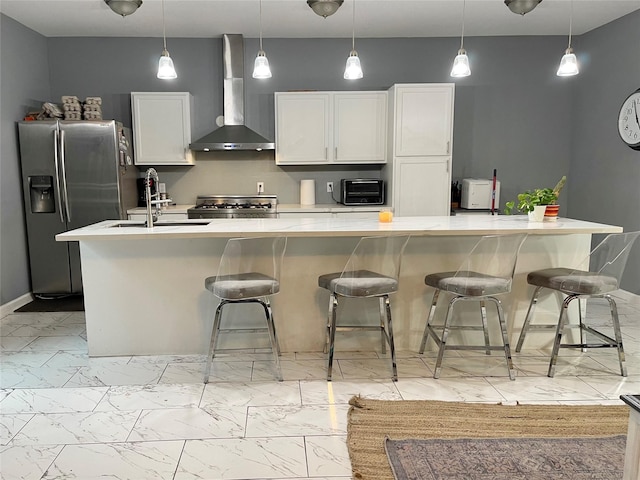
xmin=351 ymin=0 xmax=356 ymax=51
xmin=460 ymin=0 xmax=466 ymax=50
xmin=567 ymin=0 xmax=573 ymax=49
xmin=161 ymin=0 xmax=167 ymax=51
xmin=259 ymin=0 xmax=264 ymax=51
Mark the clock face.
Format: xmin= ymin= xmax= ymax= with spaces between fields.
xmin=618 ymin=90 xmax=640 ymax=150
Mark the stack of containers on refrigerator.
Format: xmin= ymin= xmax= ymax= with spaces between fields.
xmin=62 ymin=96 xmax=82 ymax=120
xmin=83 ymin=96 xmax=102 ymax=120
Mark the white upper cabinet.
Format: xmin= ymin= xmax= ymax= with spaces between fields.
xmin=393 ymin=85 xmax=453 ymax=157
xmin=275 ymin=91 xmax=387 ymax=165
xmin=131 ymin=92 xmax=194 ymax=166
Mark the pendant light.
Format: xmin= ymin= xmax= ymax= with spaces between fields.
xmin=157 ymin=0 xmax=177 ymax=80
xmin=343 ymin=0 xmax=363 ymax=80
xmin=450 ymin=0 xmax=470 ymax=78
xmin=104 ymin=0 xmax=142 ymax=17
xmin=556 ymin=0 xmax=579 ymax=77
xmin=253 ymin=0 xmax=272 ymax=79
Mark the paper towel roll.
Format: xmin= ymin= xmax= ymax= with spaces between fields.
xmin=300 ymin=179 xmax=316 ymax=206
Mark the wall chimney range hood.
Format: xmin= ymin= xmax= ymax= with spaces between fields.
xmin=189 ymin=34 xmax=274 ymax=151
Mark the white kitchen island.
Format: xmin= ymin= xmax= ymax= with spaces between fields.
xmin=57 ymin=216 xmax=622 ymax=357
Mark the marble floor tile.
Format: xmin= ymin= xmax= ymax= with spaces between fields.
xmin=127 ymin=406 xmax=246 ymax=441
xmin=578 ymin=374 xmax=640 ymax=400
xmin=175 ymin=437 xmax=307 ymax=480
xmin=201 ymin=380 xmax=302 ymax=407
xmin=0 ymin=324 xmax=20 ymax=336
xmin=7 ymin=324 xmax=86 ymax=337
xmin=129 ymin=354 xmax=205 ymax=364
xmin=246 ymin=404 xmax=349 ymax=437
xmin=0 ymin=414 xmax=33 ymax=445
xmin=252 ymin=359 xmax=334 ymax=381
xmin=42 ymin=440 xmax=184 ymax=480
xmin=43 ymin=351 xmax=131 ymax=368
xmin=305 ymin=435 xmax=351 ymax=477
xmin=58 ymin=312 xmax=85 ymax=324
xmin=294 ymin=351 xmax=379 ymax=360
xmin=487 ymin=376 xmax=607 ymax=403
xmin=0 ymin=336 xmax=36 ymax=352
xmin=337 ymin=357 xmax=432 ymax=380
xmin=21 ymin=335 xmax=87 ymax=352
xmin=0 ymin=444 xmax=63 ymax=480
xmin=65 ymin=362 xmax=166 ymax=387
xmin=199 ymin=360 xmax=254 ymax=382
xmin=394 ymin=377 xmax=506 ymax=402
xmin=94 ymin=384 xmax=204 ymax=411
xmin=423 ymin=355 xmax=519 ymax=379
xmin=0 ymin=365 xmax=80 ymax=389
xmin=11 ymin=410 xmax=140 ymax=445
xmin=586 ymin=352 xmax=640 ymax=375
xmin=0 ymin=387 xmax=108 ymax=414
xmin=300 ymin=379 xmax=401 ymax=405
xmin=0 ymin=351 xmax=56 ymax=368
xmin=514 ymin=355 xmax=620 ymax=377
xmin=1 ymin=312 xmax=71 ymax=326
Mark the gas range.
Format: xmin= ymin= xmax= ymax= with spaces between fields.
xmin=188 ymin=195 xmax=277 ymax=219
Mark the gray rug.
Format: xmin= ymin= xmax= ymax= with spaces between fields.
xmin=385 ymin=435 xmax=626 ymax=480
xmin=15 ymin=295 xmax=84 ymax=312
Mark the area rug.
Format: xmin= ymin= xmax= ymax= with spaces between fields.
xmin=15 ymin=295 xmax=84 ymax=312
xmin=385 ymin=435 xmax=626 ymax=480
xmin=347 ymin=396 xmax=629 ymax=480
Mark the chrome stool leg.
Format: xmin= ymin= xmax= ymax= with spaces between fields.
xmin=433 ymin=296 xmax=459 ymax=379
xmin=379 ymin=296 xmax=387 ymax=355
xmin=204 ymin=300 xmax=226 ymax=383
xmin=605 ymin=295 xmax=627 ymax=377
xmin=548 ymin=294 xmax=575 ymax=377
xmin=327 ymin=293 xmax=339 ymax=381
xmin=261 ymin=298 xmax=283 ymax=382
xmin=516 ymin=286 xmax=542 ymax=352
xmin=382 ymin=295 xmax=398 ymax=382
xmin=419 ymin=289 xmax=440 ymax=354
xmin=480 ymin=300 xmax=491 ymax=355
xmin=578 ymin=297 xmax=588 ymax=352
xmin=490 ymin=296 xmax=516 ymax=380
xmin=323 ymin=294 xmax=335 ymax=355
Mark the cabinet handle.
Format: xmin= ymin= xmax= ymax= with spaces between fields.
xmin=335 ymin=146 xmax=338 ymax=159
xmin=325 ymin=147 xmax=328 ymax=160
xmin=446 ymin=141 xmax=450 ymax=154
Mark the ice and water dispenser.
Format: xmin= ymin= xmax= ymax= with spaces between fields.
xmin=28 ymin=175 xmax=56 ymax=213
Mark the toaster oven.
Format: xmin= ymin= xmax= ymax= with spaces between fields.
xmin=340 ymin=179 xmax=385 ymax=205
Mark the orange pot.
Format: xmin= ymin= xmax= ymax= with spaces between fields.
xmin=544 ymin=204 xmax=560 ymax=220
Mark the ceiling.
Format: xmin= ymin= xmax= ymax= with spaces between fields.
xmin=1 ymin=0 xmax=638 ymax=39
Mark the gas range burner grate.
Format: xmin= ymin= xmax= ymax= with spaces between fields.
xmin=188 ymin=194 xmax=278 ymax=219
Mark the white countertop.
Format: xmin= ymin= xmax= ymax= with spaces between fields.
xmin=56 ymin=215 xmax=622 ymax=241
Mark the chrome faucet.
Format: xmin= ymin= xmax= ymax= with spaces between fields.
xmin=145 ymin=168 xmax=160 ymax=228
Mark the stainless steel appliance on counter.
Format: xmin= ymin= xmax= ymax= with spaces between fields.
xmin=18 ymin=120 xmax=137 ymax=295
xmin=340 ymin=179 xmax=385 ymax=205
xmin=188 ymin=195 xmax=277 ymax=219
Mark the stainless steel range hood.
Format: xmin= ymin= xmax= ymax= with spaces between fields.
xmin=189 ymin=34 xmax=274 ymax=151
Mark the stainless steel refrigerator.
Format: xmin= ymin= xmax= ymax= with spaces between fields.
xmin=18 ymin=120 xmax=138 ymax=295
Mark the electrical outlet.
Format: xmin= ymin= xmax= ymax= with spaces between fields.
xmin=327 ymin=182 xmax=333 ymax=193
xmin=257 ymin=182 xmax=265 ymax=193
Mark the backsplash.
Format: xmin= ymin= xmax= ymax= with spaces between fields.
xmin=150 ymin=150 xmax=384 ymax=205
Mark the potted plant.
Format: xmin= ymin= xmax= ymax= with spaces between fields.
xmin=504 ymin=176 xmax=566 ymax=221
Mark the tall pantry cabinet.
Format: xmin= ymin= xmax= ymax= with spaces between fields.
xmin=385 ymin=84 xmax=454 ymax=216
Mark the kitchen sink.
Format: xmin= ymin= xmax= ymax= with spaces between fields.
xmin=108 ymin=220 xmax=211 ymax=228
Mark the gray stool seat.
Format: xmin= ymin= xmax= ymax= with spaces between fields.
xmin=206 ymin=273 xmax=280 ymax=300
xmin=318 ymin=269 xmax=399 ymax=297
xmin=425 ymin=271 xmax=511 ymax=296
xmin=526 ymin=268 xmax=618 ymax=295
xmin=516 ymin=232 xmax=640 ymax=378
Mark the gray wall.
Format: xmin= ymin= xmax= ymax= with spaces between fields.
xmin=0 ymin=15 xmax=51 ymax=304
xmin=569 ymin=9 xmax=640 ymax=294
xmin=1 ymin=11 xmax=638 ymax=303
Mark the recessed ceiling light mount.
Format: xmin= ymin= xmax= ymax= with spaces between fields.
xmin=307 ymin=0 xmax=344 ymax=18
xmin=104 ymin=0 xmax=143 ymax=17
xmin=504 ymin=0 xmax=542 ymax=15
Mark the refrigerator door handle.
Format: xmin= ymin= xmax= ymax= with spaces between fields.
xmin=60 ymin=129 xmax=72 ymax=222
xmin=53 ymin=129 xmax=65 ymax=223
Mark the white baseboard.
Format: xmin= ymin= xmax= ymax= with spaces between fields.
xmin=0 ymin=292 xmax=34 ymax=318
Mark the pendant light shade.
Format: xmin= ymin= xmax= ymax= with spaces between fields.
xmin=307 ymin=0 xmax=344 ymax=18
xmin=344 ymin=51 xmax=363 ymax=79
xmin=504 ymin=0 xmax=542 ymax=16
xmin=556 ymin=0 xmax=578 ymax=77
xmin=104 ymin=0 xmax=142 ymax=17
xmin=253 ymin=0 xmax=272 ymax=79
xmin=344 ymin=0 xmax=363 ymax=80
xmin=451 ymin=49 xmax=471 ymax=77
xmin=450 ymin=0 xmax=470 ymax=78
xmin=557 ymin=48 xmax=579 ymax=76
xmin=157 ymin=0 xmax=177 ymax=79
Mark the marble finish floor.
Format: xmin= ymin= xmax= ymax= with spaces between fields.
xmin=1 ymin=292 xmax=639 ymax=480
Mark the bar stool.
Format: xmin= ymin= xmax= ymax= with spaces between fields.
xmin=318 ymin=235 xmax=410 ymax=381
xmin=419 ymin=233 xmax=528 ymax=380
xmin=516 ymin=231 xmax=640 ymax=377
xmin=203 ymin=236 xmax=287 ymax=383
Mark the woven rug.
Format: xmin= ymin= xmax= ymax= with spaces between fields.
xmin=15 ymin=295 xmax=84 ymax=312
xmin=347 ymin=396 xmax=629 ymax=480
xmin=385 ymin=436 xmax=626 ymax=480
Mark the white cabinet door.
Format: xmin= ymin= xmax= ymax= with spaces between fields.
xmin=394 ymin=85 xmax=453 ymax=157
xmin=131 ymin=92 xmax=193 ymax=166
xmin=275 ymin=93 xmax=330 ymax=165
xmin=394 ymin=157 xmax=450 ymax=216
xmin=334 ymin=92 xmax=387 ymax=164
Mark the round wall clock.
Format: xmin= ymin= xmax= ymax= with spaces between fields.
xmin=618 ymin=88 xmax=640 ymax=151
